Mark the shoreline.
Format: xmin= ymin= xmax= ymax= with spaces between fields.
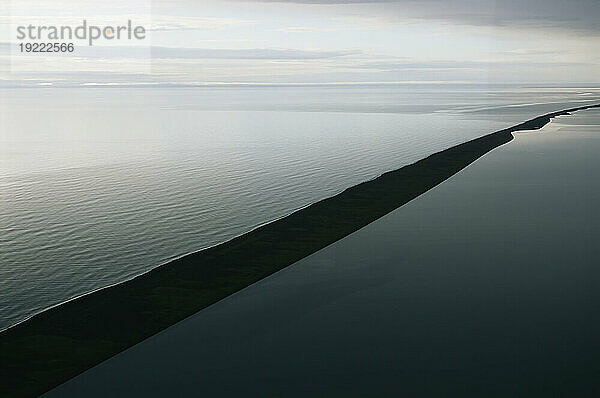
xmin=1 ymin=104 xmax=599 ymax=397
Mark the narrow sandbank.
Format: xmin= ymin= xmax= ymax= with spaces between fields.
xmin=1 ymin=104 xmax=598 ymax=397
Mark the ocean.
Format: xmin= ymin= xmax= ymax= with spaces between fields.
xmin=1 ymin=84 xmax=599 ymax=330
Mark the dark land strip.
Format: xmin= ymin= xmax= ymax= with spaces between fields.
xmin=1 ymin=104 xmax=598 ymax=397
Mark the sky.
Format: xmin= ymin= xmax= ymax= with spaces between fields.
xmin=0 ymin=0 xmax=598 ymax=86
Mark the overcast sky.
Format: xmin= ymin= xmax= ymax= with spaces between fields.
xmin=1 ymin=0 xmax=598 ymax=86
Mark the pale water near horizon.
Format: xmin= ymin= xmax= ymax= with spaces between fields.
xmin=1 ymin=84 xmax=599 ymax=330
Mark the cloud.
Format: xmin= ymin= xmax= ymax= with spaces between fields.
xmin=149 ymin=47 xmax=355 ymax=60
xmin=33 ymin=45 xmax=355 ymax=60
xmin=242 ymin=0 xmax=600 ymax=34
xmin=149 ymin=16 xmax=254 ymax=31
xmin=0 ymin=41 xmax=355 ymax=64
xmin=276 ymin=26 xmax=339 ymax=33
xmin=345 ymin=59 xmax=590 ymax=72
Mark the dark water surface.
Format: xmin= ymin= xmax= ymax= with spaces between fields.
xmin=44 ymin=109 xmax=600 ymax=396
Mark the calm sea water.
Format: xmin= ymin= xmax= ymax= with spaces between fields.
xmin=1 ymin=84 xmax=599 ymax=330
xmin=44 ymin=107 xmax=600 ymax=397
